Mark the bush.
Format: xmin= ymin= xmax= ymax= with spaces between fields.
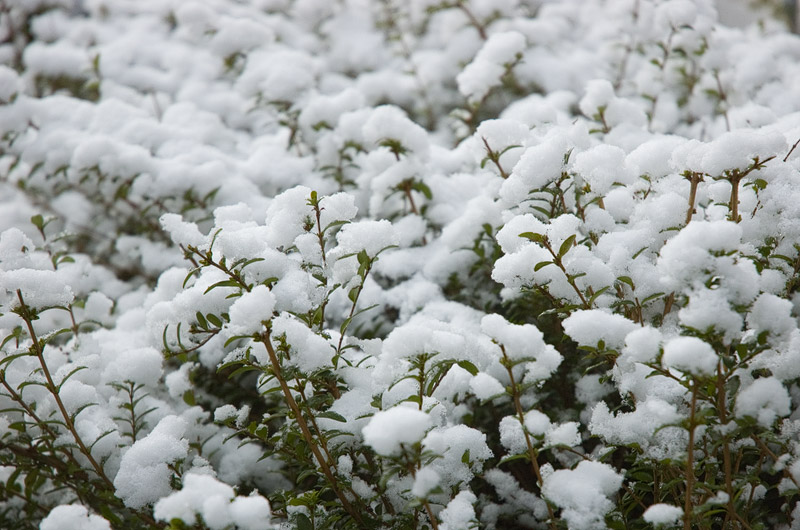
xmin=2 ymin=1 xmax=800 ymax=529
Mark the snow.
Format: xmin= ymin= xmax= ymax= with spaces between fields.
xmin=3 ymin=1 xmax=800 ymax=527
xmin=524 ymin=410 xmax=552 ymax=437
xmin=579 ymin=79 xmax=615 ymax=119
xmin=334 ymin=219 xmax=399 ymax=257
xmin=747 ymin=293 xmax=797 ymax=338
xmin=481 ymin=314 xmax=553 ymax=361
xmin=362 ymin=105 xmax=430 ymax=158
xmin=1 ymin=269 xmax=74 ymax=309
xmin=643 ymin=503 xmax=683 ymax=526
xmin=562 ymin=310 xmax=638 ymax=350
xmin=573 ymin=144 xmax=637 ymax=195
xmin=226 ymin=285 xmax=276 ymax=337
xmin=101 ymin=346 xmax=163 ymax=386
xmin=457 ymin=31 xmax=527 ymax=103
xmin=362 ymin=406 xmax=432 ymax=456
xmin=270 ymin=314 xmax=332 ymax=372
xmin=590 ymin=399 xmax=682 ymax=447
xmin=153 ymin=472 xmax=272 ymax=530
xmin=662 ymin=336 xmax=718 ymax=376
xmin=114 ymin=415 xmax=189 ymax=509
xmin=411 ymin=466 xmax=440 ymax=498
xmin=469 ymin=372 xmax=505 ymax=400
xmin=0 ymin=65 xmax=22 ymax=103
xmin=735 ymin=377 xmax=791 ymax=427
xmin=439 ymin=490 xmax=478 ymax=530
xmin=544 ymin=422 xmax=581 ymax=448
xmin=621 ymin=327 xmax=663 ymax=365
xmin=542 ymin=461 xmax=624 ymax=530
xmin=40 ymin=505 xmax=111 ymax=530
xmin=160 ymin=213 xmax=207 ymax=248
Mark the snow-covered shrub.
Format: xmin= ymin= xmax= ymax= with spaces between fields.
xmin=2 ymin=0 xmax=800 ymax=529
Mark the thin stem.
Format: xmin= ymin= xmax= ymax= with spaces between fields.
xmin=261 ymin=331 xmax=365 ymax=526
xmin=16 ymin=291 xmax=114 ymax=491
xmin=715 ymin=361 xmax=735 ymax=528
xmin=713 ymin=71 xmax=731 ymax=132
xmin=684 ymin=382 xmax=699 ymax=530
xmin=541 ymin=238 xmax=590 ymax=309
xmin=335 ymin=260 xmax=373 ymax=358
xmin=685 ymin=172 xmax=704 ymax=224
xmin=481 ymin=136 xmax=510 ymax=179
xmin=456 ymin=0 xmax=487 ymax=40
xmin=728 ymin=172 xmax=742 ymax=223
xmin=784 ymin=137 xmax=800 ymax=162
xmin=500 ymin=345 xmax=558 ymax=529
xmin=13 ymin=292 xmax=163 ymax=528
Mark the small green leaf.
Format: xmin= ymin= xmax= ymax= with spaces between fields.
xmin=30 ymin=214 xmax=45 ymax=230
xmin=616 ymin=276 xmax=635 ymax=289
xmin=534 ymin=261 xmax=553 ymax=272
xmin=456 ymin=360 xmax=479 ymax=376
xmin=317 ymin=411 xmax=347 ymax=423
xmin=499 ymin=453 xmax=530 ymax=465
xmin=558 ymin=234 xmax=576 ymax=259
xmin=413 ymin=180 xmax=433 ymax=200
xmin=588 ymin=285 xmax=611 ymax=305
xmin=519 ymin=232 xmax=545 ymax=244
xmin=296 ymin=513 xmax=314 ymax=530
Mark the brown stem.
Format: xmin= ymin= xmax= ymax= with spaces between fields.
xmin=14 ymin=292 xmax=163 ymax=528
xmin=16 ymin=291 xmax=114 ymax=491
xmin=613 ymin=0 xmax=641 ymax=89
xmin=541 ymin=238 xmax=590 ymax=309
xmin=715 ymin=361 xmax=735 ymax=528
xmin=750 ymin=434 xmax=800 ymax=490
xmin=713 ymin=71 xmax=731 ymax=132
xmin=728 ymin=172 xmax=742 ymax=223
xmin=311 ymin=199 xmax=329 ymax=330
xmin=684 ymin=383 xmax=699 ymax=530
xmin=685 ymin=172 xmax=704 ymax=224
xmin=260 ymin=331 xmax=364 ymax=525
xmin=784 ymin=137 xmax=800 ymax=162
xmin=456 ymin=1 xmax=487 ymax=40
xmin=190 ymin=246 xmax=251 ymax=292
xmin=500 ymin=345 xmax=558 ymax=529
xmin=423 ymin=500 xmax=440 ymax=530
xmin=297 ymin=384 xmax=336 ymax=470
xmin=481 ymin=136 xmax=510 ymax=179
xmin=335 ymin=258 xmax=375 ymax=359
xmin=648 ymin=29 xmax=675 ymax=130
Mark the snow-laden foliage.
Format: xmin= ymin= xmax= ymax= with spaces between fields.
xmin=1 ymin=0 xmax=800 ymax=529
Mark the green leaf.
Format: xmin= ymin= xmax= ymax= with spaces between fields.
xmin=534 ymin=261 xmax=553 ymax=272
xmin=317 ymin=410 xmax=347 ymax=423
xmin=195 ymin=312 xmax=208 ymax=330
xmin=296 ymin=513 xmax=314 ymax=530
xmin=30 ymin=214 xmax=45 ymax=231
xmin=206 ymin=313 xmax=222 ymax=328
xmin=499 ymin=453 xmax=530 ymax=465
xmin=204 ymin=279 xmax=241 ymax=294
xmin=558 ymin=234 xmax=576 ymax=258
xmin=519 ymin=232 xmax=545 ymax=244
xmin=588 ymin=285 xmax=611 ymax=306
xmin=641 ymin=292 xmax=665 ymax=304
xmin=413 ymin=180 xmax=433 ymax=200
xmin=404 ymin=394 xmax=422 ymax=405
xmin=616 ymin=276 xmax=635 ymax=289
xmin=456 ymin=360 xmax=479 ymax=376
